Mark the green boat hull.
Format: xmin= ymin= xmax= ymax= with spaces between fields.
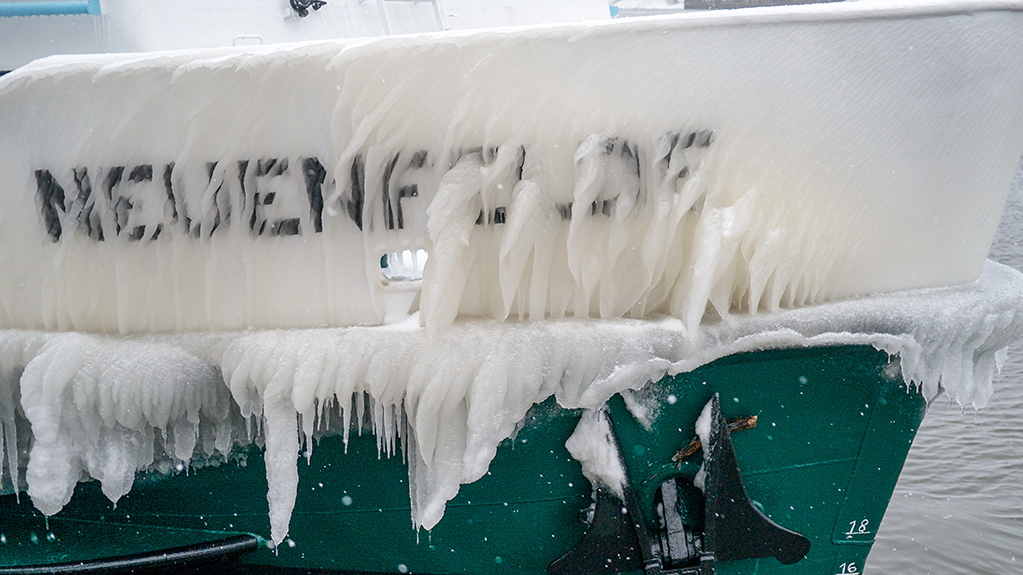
xmin=0 ymin=345 xmax=925 ymax=574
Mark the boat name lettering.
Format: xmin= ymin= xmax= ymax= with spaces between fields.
xmin=32 ymin=130 xmax=714 ymax=243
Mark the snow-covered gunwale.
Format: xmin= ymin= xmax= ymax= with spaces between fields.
xmin=2 ymin=260 xmax=1022 ymax=548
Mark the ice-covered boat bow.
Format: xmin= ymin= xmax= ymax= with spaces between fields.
xmin=2 ymin=0 xmax=1023 ymax=561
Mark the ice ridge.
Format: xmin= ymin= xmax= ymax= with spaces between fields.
xmin=1 ymin=261 xmax=1021 ymax=545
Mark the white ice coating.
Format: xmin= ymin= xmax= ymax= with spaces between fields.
xmin=695 ymin=399 xmax=713 ymax=449
xmin=3 ymin=0 xmax=1023 ymax=549
xmin=1 ymin=2 xmax=1023 ymax=334
xmin=565 ymin=408 xmax=627 ymax=499
xmin=692 ymin=398 xmax=714 ymax=492
xmin=1 ymin=261 xmax=1022 ymax=545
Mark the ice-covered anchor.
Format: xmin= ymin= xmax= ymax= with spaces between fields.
xmin=549 ymin=394 xmax=810 ymax=574
xmin=698 ymin=394 xmax=810 ymax=566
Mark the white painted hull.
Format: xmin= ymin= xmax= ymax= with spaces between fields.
xmin=1 ymin=1 xmax=1022 ymax=333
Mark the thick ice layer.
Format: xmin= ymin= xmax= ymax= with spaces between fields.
xmin=2 ymin=2 xmax=1023 ymax=333
xmin=1 ymin=260 xmax=1021 ymax=545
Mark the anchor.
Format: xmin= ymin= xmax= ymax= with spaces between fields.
xmin=549 ymin=394 xmax=811 ymax=574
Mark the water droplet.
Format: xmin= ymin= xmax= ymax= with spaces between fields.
xmin=30 ymin=532 xmax=39 ymax=544
xmin=798 ymin=376 xmax=808 ymax=384
xmin=341 ymin=495 xmax=353 ymax=506
xmin=398 ymin=564 xmax=409 ymax=573
xmin=286 ymin=538 xmax=296 ymax=548
xmin=666 ymin=394 xmax=677 ymax=405
xmin=495 ymin=556 xmax=503 ymax=564
xmin=47 ymin=532 xmax=56 ymax=542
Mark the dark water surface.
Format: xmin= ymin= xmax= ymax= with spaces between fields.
xmin=867 ymin=158 xmax=1023 ymax=574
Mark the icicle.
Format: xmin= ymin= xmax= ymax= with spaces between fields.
xmin=0 ymin=261 xmax=1020 ymax=543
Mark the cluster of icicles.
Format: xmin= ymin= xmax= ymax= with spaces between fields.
xmin=1 ymin=261 xmax=1022 ymax=546
xmin=418 ymin=130 xmax=831 ymax=333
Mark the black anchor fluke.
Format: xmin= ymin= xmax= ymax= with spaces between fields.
xmin=549 ymin=394 xmax=810 ymax=574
